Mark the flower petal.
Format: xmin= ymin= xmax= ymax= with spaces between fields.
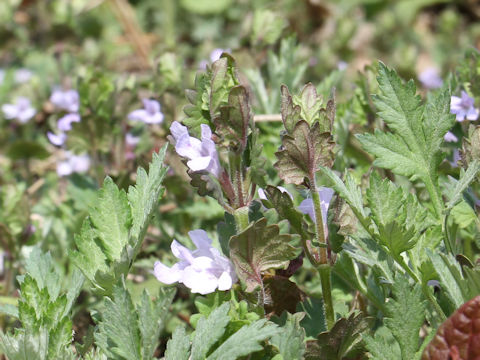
xmin=154 ymin=261 xmax=182 ymax=284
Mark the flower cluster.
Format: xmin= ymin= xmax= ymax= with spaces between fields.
xmin=154 ymin=230 xmax=237 ymax=294
xmin=128 ymin=98 xmax=164 ymax=124
xmin=47 ymin=88 xmax=82 ymax=146
xmin=169 ymin=121 xmax=221 ymax=177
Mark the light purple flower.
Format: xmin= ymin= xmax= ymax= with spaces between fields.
xmin=125 ymin=133 xmax=140 ymax=147
xmin=2 ymin=97 xmax=36 ymax=123
xmin=0 ymin=69 xmax=4 ymax=84
xmin=210 ymin=48 xmax=230 ymax=63
xmin=337 ymin=61 xmax=348 ymax=71
xmin=154 ymin=230 xmax=237 ymax=294
xmin=450 ymin=149 xmax=461 ymax=168
xmin=128 ymin=99 xmax=164 ymax=124
xmin=14 ymin=69 xmax=32 ymax=84
xmin=298 ymin=187 xmax=334 ymax=236
xmin=50 ymin=89 xmax=79 ymax=113
xmin=170 ymin=121 xmax=221 ymax=177
xmin=444 ymin=131 xmax=458 ymax=143
xmin=57 ymin=152 xmax=90 ymax=176
xmin=450 ymin=91 xmax=479 ymax=122
xmin=418 ymin=68 xmax=443 ymax=89
xmin=47 ymin=131 xmax=67 ymax=146
xmin=57 ymin=113 xmax=81 ymax=132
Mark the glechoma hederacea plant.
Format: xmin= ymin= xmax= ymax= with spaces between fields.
xmin=3 ymin=44 xmax=480 ymax=358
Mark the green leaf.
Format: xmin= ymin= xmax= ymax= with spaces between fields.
xmin=215 ymin=85 xmax=252 ymax=152
xmin=270 ymin=312 xmax=306 ymax=359
xmin=275 ymin=120 xmax=335 ymax=185
xmin=319 ymin=167 xmax=369 ymax=226
xmin=128 ymin=146 xmax=169 ymax=256
xmin=384 ymin=274 xmax=427 ymax=359
xmin=427 ymin=252 xmax=468 ymax=309
xmin=206 ymin=319 xmax=279 ymax=360
xmin=445 ymin=160 xmax=480 ymax=210
xmin=306 ymin=312 xmax=372 ymax=360
xmin=139 ymin=288 xmax=176 ymax=359
xmin=251 ymin=9 xmax=287 ymax=46
xmin=95 ymin=284 xmax=142 ymax=360
xmin=363 ymin=326 xmax=401 ymax=360
xmin=191 ymin=302 xmax=231 ymax=360
xmin=7 ymin=140 xmax=49 ymax=160
xmin=90 ymin=177 xmax=132 ymax=262
xmin=229 ymin=218 xmax=299 ymax=291
xmin=292 ymin=83 xmax=323 ymax=127
xmin=280 ymin=84 xmax=302 ymax=134
xmin=263 ymin=185 xmax=311 ymax=239
xmin=164 ymin=326 xmax=191 ymax=360
xmin=357 ymin=63 xmax=455 ymax=217
xmin=0 ymin=329 xmax=49 ymax=360
xmin=296 ymin=297 xmax=327 ymax=339
xmin=24 ymin=247 xmax=61 ymax=301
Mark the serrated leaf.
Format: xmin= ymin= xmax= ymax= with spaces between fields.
xmin=270 ymin=312 xmax=306 ymax=359
xmin=292 ymin=83 xmax=323 ymax=126
xmin=280 ymin=84 xmax=302 ymax=134
xmin=364 ymin=326 xmax=401 ymax=360
xmin=296 ymin=297 xmax=327 ymax=339
xmin=422 ymin=295 xmax=480 ymax=360
xmin=128 ymin=146 xmax=168 ymax=257
xmin=207 ymin=319 xmax=279 ymax=360
xmin=215 ymin=85 xmax=251 ymax=152
xmin=306 ymin=312 xmax=372 ymax=360
xmin=0 ymin=329 xmax=49 ymax=360
xmin=229 ymin=218 xmax=299 ymax=292
xmin=95 ymin=284 xmax=142 ymax=360
xmin=275 ymin=120 xmax=335 ymax=185
xmin=263 ymin=275 xmax=305 ymax=316
xmin=357 ymin=63 xmax=455 ymax=217
xmin=384 ymin=274 xmax=427 ymax=359
xmin=263 ymin=185 xmax=311 ymax=239
xmin=446 ymin=160 xmax=480 ymax=210
xmin=191 ymin=302 xmax=230 ymax=360
xmin=139 ymin=288 xmax=176 ymax=359
xmin=90 ymin=177 xmax=132 ymax=262
xmin=164 ymin=326 xmax=191 ymax=360
xmin=24 ymin=247 xmax=61 ymax=302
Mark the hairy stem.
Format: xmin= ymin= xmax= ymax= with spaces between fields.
xmin=319 ymin=265 xmax=335 ymax=329
xmin=310 ymin=175 xmax=334 ymax=329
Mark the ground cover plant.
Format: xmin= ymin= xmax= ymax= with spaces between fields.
xmin=1 ymin=0 xmax=480 ymax=358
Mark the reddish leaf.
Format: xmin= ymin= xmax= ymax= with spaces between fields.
xmin=422 ymin=295 xmax=480 ymax=360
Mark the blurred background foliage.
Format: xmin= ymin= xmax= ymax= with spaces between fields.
xmin=1 ymin=0 xmax=480 ymax=350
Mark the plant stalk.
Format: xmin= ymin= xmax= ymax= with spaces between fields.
xmin=310 ymin=176 xmax=335 ymax=329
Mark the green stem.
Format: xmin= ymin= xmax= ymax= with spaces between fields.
xmin=422 ymin=284 xmax=447 ymax=321
xmin=310 ymin=176 xmax=335 ymax=328
xmin=319 ymin=265 xmax=335 ymax=329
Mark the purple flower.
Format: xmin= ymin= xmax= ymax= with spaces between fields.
xmin=128 ymin=99 xmax=164 ymax=124
xmin=125 ymin=133 xmax=140 ymax=147
xmin=50 ymin=89 xmax=79 ymax=113
xmin=14 ymin=69 xmax=32 ymax=84
xmin=2 ymin=97 xmax=36 ymax=123
xmin=210 ymin=48 xmax=230 ymax=63
xmin=450 ymin=91 xmax=479 ymax=122
xmin=298 ymin=187 xmax=334 ymax=236
xmin=418 ymin=68 xmax=443 ymax=89
xmin=47 ymin=131 xmax=67 ymax=146
xmin=57 ymin=152 xmax=90 ymax=176
xmin=444 ymin=131 xmax=458 ymax=143
xmin=450 ymin=149 xmax=461 ymax=168
xmin=154 ymin=230 xmax=237 ymax=294
xmin=170 ymin=121 xmax=221 ymax=177
xmin=57 ymin=113 xmax=81 ymax=132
